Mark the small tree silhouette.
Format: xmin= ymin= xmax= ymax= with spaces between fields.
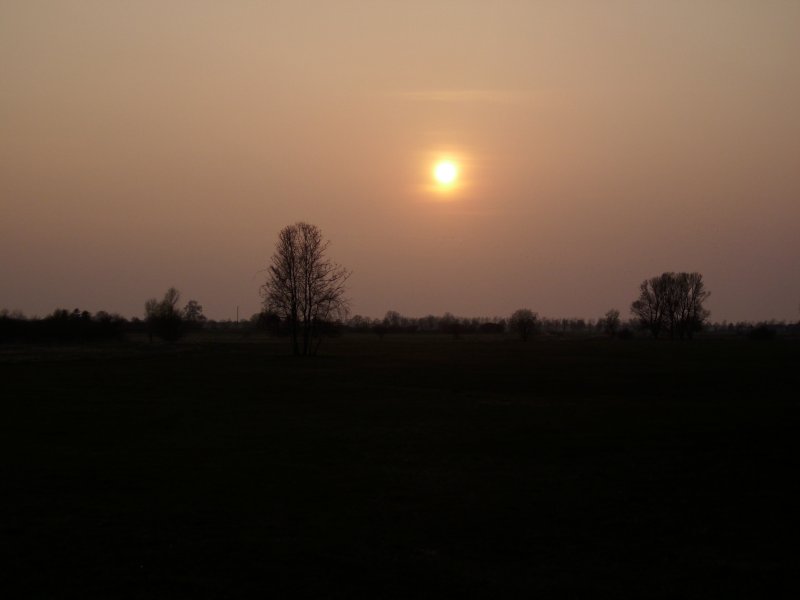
xmin=182 ymin=300 xmax=206 ymax=326
xmin=145 ymin=287 xmax=184 ymax=342
xmin=603 ymin=309 xmax=621 ymax=337
xmin=509 ymin=309 xmax=539 ymax=341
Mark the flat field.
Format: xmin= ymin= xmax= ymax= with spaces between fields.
xmin=2 ymin=335 xmax=799 ymax=598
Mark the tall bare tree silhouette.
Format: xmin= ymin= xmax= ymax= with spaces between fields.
xmin=261 ymin=222 xmax=350 ymax=355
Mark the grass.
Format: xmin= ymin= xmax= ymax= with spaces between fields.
xmin=2 ymin=334 xmax=799 ymax=598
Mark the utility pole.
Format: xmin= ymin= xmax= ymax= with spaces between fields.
xmin=236 ymin=306 xmax=239 ymax=324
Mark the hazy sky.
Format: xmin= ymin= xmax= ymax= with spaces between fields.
xmin=2 ymin=1 xmax=799 ymax=322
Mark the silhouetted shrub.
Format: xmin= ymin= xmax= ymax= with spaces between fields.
xmin=478 ymin=322 xmax=504 ymax=334
xmin=252 ymin=311 xmax=283 ymax=336
xmin=617 ymin=328 xmax=634 ymax=340
xmin=748 ymin=324 xmax=776 ymax=341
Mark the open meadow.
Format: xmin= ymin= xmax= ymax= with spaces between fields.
xmin=2 ymin=334 xmax=799 ymax=598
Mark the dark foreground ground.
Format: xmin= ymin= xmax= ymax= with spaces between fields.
xmin=2 ymin=334 xmax=799 ymax=598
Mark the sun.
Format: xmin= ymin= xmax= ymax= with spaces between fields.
xmin=433 ymin=161 xmax=458 ymax=185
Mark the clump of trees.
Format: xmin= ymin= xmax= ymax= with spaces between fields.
xmin=143 ymin=288 xmax=207 ymax=342
xmin=630 ymin=272 xmax=710 ymax=339
xmin=261 ymin=222 xmax=350 ymax=356
xmin=145 ymin=287 xmax=185 ymax=342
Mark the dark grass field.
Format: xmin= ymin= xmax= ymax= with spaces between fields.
xmin=2 ymin=334 xmax=799 ymax=598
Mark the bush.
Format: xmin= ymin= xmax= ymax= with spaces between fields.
xmin=617 ymin=328 xmax=635 ymax=340
xmin=748 ymin=324 xmax=776 ymax=341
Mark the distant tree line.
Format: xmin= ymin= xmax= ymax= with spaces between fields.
xmin=0 ymin=290 xmax=207 ymax=344
xmin=3 ymin=305 xmax=798 ymax=345
xmin=344 ymin=311 xmax=508 ymax=338
xmin=2 ymin=228 xmax=796 ymax=347
xmin=335 ymin=309 xmax=634 ymax=339
xmin=0 ymin=308 xmax=127 ymax=343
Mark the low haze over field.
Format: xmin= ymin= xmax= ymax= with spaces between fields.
xmin=2 ymin=1 xmax=799 ymax=321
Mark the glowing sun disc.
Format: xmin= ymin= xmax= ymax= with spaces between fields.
xmin=434 ymin=161 xmax=458 ymax=185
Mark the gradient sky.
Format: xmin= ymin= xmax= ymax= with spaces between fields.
xmin=2 ymin=1 xmax=799 ymax=322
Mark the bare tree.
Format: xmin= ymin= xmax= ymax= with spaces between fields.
xmin=673 ymin=272 xmax=711 ymax=339
xmin=180 ymin=299 xmax=206 ymax=334
xmin=509 ymin=309 xmax=539 ymax=341
xmin=630 ymin=275 xmax=667 ymax=338
xmin=145 ymin=287 xmax=184 ymax=342
xmin=631 ymin=272 xmax=710 ymax=339
xmin=439 ymin=312 xmax=462 ymax=338
xmin=182 ymin=300 xmax=206 ymax=325
xmin=383 ymin=310 xmax=403 ymax=331
xmin=603 ymin=308 xmax=621 ymax=337
xmin=261 ymin=222 xmax=350 ymax=355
